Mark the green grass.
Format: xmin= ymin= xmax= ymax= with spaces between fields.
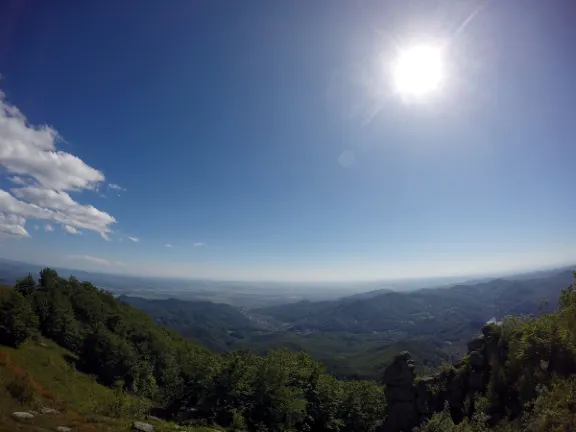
xmin=0 ymin=336 xmax=216 ymax=432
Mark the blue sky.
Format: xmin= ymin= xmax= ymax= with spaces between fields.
xmin=0 ymin=0 xmax=575 ymax=281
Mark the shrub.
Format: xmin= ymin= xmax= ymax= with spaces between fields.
xmin=6 ymin=374 xmax=36 ymax=405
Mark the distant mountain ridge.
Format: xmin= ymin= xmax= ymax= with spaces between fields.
xmin=255 ymin=269 xmax=575 ymax=340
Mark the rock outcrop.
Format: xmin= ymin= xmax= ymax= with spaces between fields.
xmin=12 ymin=412 xmax=34 ymax=422
xmin=132 ymin=421 xmax=155 ymax=432
xmin=382 ymin=324 xmax=504 ymax=431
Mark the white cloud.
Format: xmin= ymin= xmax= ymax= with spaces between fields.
xmin=0 ymin=92 xmax=104 ymax=190
xmin=193 ymin=242 xmax=204 ymax=247
xmin=0 ymin=189 xmax=113 ymax=239
xmin=44 ymin=224 xmax=54 ymax=232
xmin=67 ymin=254 xmax=111 ymax=266
xmin=165 ymin=244 xmax=173 ymax=248
xmin=10 ymin=186 xmax=115 ymax=238
xmin=108 ymin=183 xmax=126 ymax=192
xmin=8 ymin=176 xmax=27 ymax=185
xmin=0 ymin=90 xmax=117 ymax=240
xmin=128 ymin=236 xmax=139 ymax=242
xmin=63 ymin=225 xmax=81 ymax=235
xmin=0 ymin=212 xmax=29 ymax=237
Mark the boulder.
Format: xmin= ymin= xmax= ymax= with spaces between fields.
xmin=132 ymin=421 xmax=155 ymax=432
xmin=56 ymin=427 xmax=72 ymax=432
xmin=482 ymin=324 xmax=498 ymax=338
xmin=382 ymin=352 xmax=419 ymax=431
xmin=469 ymin=351 xmax=485 ymax=369
xmin=447 ymin=374 xmax=465 ymax=409
xmin=41 ymin=407 xmax=61 ymax=415
xmin=383 ymin=351 xmax=415 ymax=387
xmin=467 ymin=336 xmax=485 ymax=353
xmin=12 ymin=412 xmax=34 ymax=422
xmin=386 ymin=383 xmax=415 ymax=402
xmin=468 ymin=370 xmax=483 ymax=390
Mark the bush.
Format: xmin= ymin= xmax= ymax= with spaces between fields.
xmin=6 ymin=374 xmax=36 ymax=405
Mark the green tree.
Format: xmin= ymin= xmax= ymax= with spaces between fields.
xmin=304 ymin=369 xmax=344 ymax=432
xmin=39 ymin=267 xmax=59 ymax=291
xmin=14 ymin=274 xmax=36 ymax=296
xmin=340 ymin=380 xmax=385 ymax=432
xmin=0 ymin=287 xmax=38 ymax=347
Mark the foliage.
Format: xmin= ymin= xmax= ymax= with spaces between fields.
xmin=5 ymin=268 xmax=388 ymax=432
xmin=521 ymin=377 xmax=576 ymax=432
xmin=0 ymin=286 xmax=38 ymax=347
xmin=414 ymin=403 xmax=489 ymax=432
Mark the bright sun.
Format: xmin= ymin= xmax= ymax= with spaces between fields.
xmin=392 ymin=44 xmax=445 ymax=99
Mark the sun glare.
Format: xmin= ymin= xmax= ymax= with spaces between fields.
xmin=392 ymin=44 xmax=445 ymax=99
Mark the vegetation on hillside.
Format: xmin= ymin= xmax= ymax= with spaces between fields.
xmin=118 ymin=295 xmax=256 ymax=352
xmin=1 ymin=268 xmax=576 ymax=432
xmin=0 ymin=270 xmax=385 ymax=431
xmin=414 ymin=271 xmax=576 ymax=432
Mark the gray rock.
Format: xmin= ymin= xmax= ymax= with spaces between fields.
xmin=147 ymin=415 xmax=162 ymax=421
xmin=133 ymin=421 xmax=155 ymax=432
xmin=482 ymin=324 xmax=498 ymax=338
xmin=385 ymin=384 xmax=415 ymax=402
xmin=415 ymin=393 xmax=431 ymax=414
xmin=383 ymin=401 xmax=418 ymax=432
xmin=27 ymin=410 xmax=40 ymax=415
xmin=469 ymin=370 xmax=483 ymax=390
xmin=467 ymin=335 xmax=485 ymax=353
xmin=383 ymin=351 xmax=415 ymax=387
xmin=56 ymin=427 xmax=72 ymax=432
xmin=12 ymin=412 xmax=34 ymax=421
xmin=469 ymin=351 xmax=485 ymax=369
xmin=41 ymin=407 xmax=61 ymax=415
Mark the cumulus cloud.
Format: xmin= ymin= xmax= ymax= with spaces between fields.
xmin=44 ymin=224 xmax=54 ymax=232
xmin=128 ymin=236 xmax=139 ymax=242
xmin=0 ymin=189 xmax=113 ymax=239
xmin=0 ymin=212 xmax=29 ymax=237
xmin=63 ymin=225 xmax=81 ymax=235
xmin=0 ymin=90 xmax=118 ymax=239
xmin=0 ymin=93 xmax=104 ymax=190
xmin=68 ymin=254 xmax=111 ymax=266
xmin=165 ymin=244 xmax=173 ymax=248
xmin=193 ymin=242 xmax=204 ymax=247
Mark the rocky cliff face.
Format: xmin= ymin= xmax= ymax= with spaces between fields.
xmin=382 ymin=324 xmax=505 ymax=432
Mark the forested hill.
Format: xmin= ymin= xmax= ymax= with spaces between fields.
xmin=256 ymin=270 xmax=574 ymax=339
xmin=3 ymin=268 xmax=576 ymax=432
xmin=0 ymin=269 xmax=386 ymax=431
xmin=118 ymin=295 xmax=255 ymax=351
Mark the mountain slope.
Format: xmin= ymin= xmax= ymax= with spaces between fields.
xmin=118 ymin=295 xmax=256 ymax=351
xmin=256 ymin=270 xmax=575 ymax=339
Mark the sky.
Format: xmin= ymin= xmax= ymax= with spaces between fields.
xmin=0 ymin=0 xmax=575 ymax=282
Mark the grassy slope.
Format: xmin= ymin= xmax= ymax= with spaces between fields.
xmin=0 ymin=336 xmax=212 ymax=432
